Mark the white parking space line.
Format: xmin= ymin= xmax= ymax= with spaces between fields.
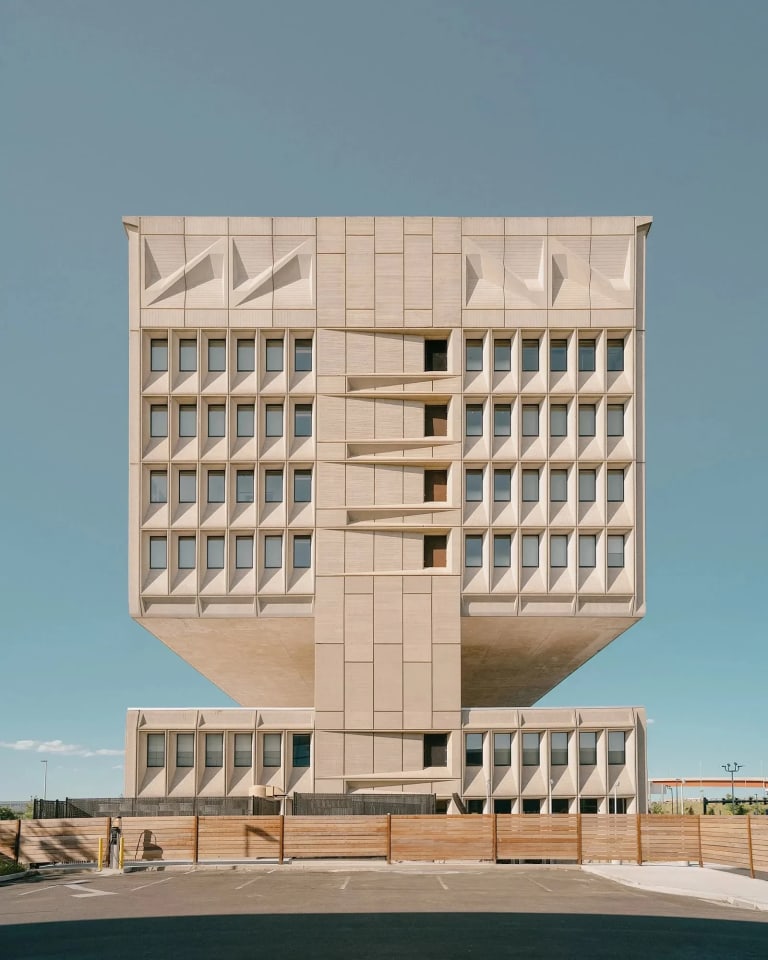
xmin=527 ymin=877 xmax=552 ymax=893
xmin=235 ymin=877 xmax=263 ymax=891
xmin=436 ymin=876 xmax=448 ymax=890
xmin=340 ymin=876 xmax=351 ymax=890
xmin=18 ymin=881 xmax=89 ymax=898
xmin=131 ymin=877 xmax=174 ymax=892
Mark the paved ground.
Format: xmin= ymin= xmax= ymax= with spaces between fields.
xmin=1 ymin=864 xmax=767 ymax=959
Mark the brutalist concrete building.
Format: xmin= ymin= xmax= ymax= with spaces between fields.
xmin=124 ymin=215 xmax=650 ymax=814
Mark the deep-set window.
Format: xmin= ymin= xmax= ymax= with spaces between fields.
xmin=265 ymin=404 xmax=283 ymax=437
xmin=465 ymin=339 xmax=483 ymax=372
xmin=146 ymin=733 xmax=165 ymax=768
xmin=465 ymin=404 xmax=483 ymax=437
xmin=493 ymin=404 xmax=512 ymax=437
xmin=521 ymin=535 xmax=539 ymax=568
xmin=207 ymin=404 xmax=226 ymax=438
xmin=293 ymin=469 xmax=312 ymax=503
xmin=179 ymin=339 xmax=197 ymax=372
xmin=150 ymin=471 xmax=167 ymax=504
xmin=607 ymin=534 xmax=625 ymax=568
xmin=494 ymin=339 xmax=511 ymax=372
xmin=175 ymin=733 xmax=194 ymax=768
xmin=235 ymin=536 xmax=254 ymax=570
xmin=265 ymin=338 xmax=284 ymax=372
xmin=292 ymin=733 xmax=311 ymax=768
xmin=208 ymin=339 xmax=226 ymax=373
xmin=493 ymin=732 xmax=512 ymax=767
xmin=150 ymin=338 xmax=168 ymax=372
xmin=578 ymin=534 xmax=596 ymax=569
xmin=522 ymin=732 xmax=540 ymax=766
xmin=578 ymin=404 xmax=596 ymax=437
xmin=550 ymin=404 xmax=567 ymax=438
xmin=522 ymin=469 xmax=539 ymax=502
xmin=265 ymin=469 xmax=283 ymax=503
xmin=237 ymin=404 xmax=255 ymax=438
xmin=207 ymin=536 xmax=225 ymax=570
xmin=149 ymin=536 xmax=167 ymax=570
xmin=579 ymin=731 xmax=598 ymax=766
xmin=178 ymin=536 xmax=196 ymax=570
xmin=205 ymin=733 xmax=223 ymax=768
xmin=237 ymin=338 xmax=255 ymax=372
xmin=550 ymin=469 xmax=567 ymax=503
xmin=607 ymin=403 xmax=625 ymax=437
xmin=293 ymin=535 xmax=312 ymax=569
xmin=425 ymin=339 xmax=448 ymax=372
xmin=423 ymin=733 xmax=448 ymax=768
xmin=607 ymin=338 xmax=625 ymax=372
xmin=207 ymin=470 xmax=225 ymax=504
xmin=578 ymin=469 xmax=596 ymax=503
xmin=464 ymin=534 xmax=483 ymax=568
xmin=493 ymin=469 xmax=511 ymax=502
xmin=150 ymin=404 xmax=168 ymax=438
xmin=465 ymin=733 xmax=483 ymax=767
xmin=550 ymin=534 xmax=568 ymax=569
xmin=465 ymin=469 xmax=483 ymax=502
xmin=550 ymin=732 xmax=568 ymax=766
xmin=178 ymin=470 xmax=196 ymax=503
xmin=263 ymin=733 xmax=282 ymax=768
xmin=522 ymin=339 xmax=539 ymax=372
xmin=550 ymin=339 xmax=567 ymax=372
xmin=608 ymin=731 xmax=626 ymax=765
xmin=294 ymin=339 xmax=313 ymax=372
xmin=493 ymin=534 xmax=511 ymax=568
xmin=607 ymin=469 xmax=625 ymax=503
xmin=234 ymin=733 xmax=252 ymax=768
xmin=578 ymin=339 xmax=596 ymax=372
xmin=264 ymin=535 xmax=283 ymax=569
xmin=179 ymin=404 xmax=197 ymax=438
xmin=293 ymin=404 xmax=313 ymax=437
xmin=236 ymin=470 xmax=254 ymax=503
xmin=521 ymin=404 xmax=539 ymax=437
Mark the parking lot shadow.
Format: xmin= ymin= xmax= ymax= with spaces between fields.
xmin=4 ymin=912 xmax=768 ymax=960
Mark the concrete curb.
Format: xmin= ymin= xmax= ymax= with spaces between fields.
xmin=584 ymin=867 xmax=768 ymax=913
xmin=0 ymin=869 xmax=32 ymax=885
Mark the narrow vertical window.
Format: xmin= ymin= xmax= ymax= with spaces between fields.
xmin=264 ymin=535 xmax=283 ymax=569
xmin=579 ymin=731 xmax=598 ymax=766
xmin=578 ymin=339 xmax=596 ymax=372
xmin=207 ymin=339 xmax=226 ymax=372
xmin=175 ymin=733 xmax=194 ymax=768
xmin=207 ymin=404 xmax=226 ymax=438
xmin=265 ymin=404 xmax=283 ymax=437
xmin=178 ymin=470 xmax=196 ymax=503
xmin=235 ymin=536 xmax=254 ymax=569
xmin=149 ymin=471 xmax=167 ymax=504
xmin=549 ymin=338 xmax=567 ymax=372
xmin=607 ymin=534 xmax=625 ymax=568
xmin=493 ymin=534 xmax=511 ymax=568
xmin=293 ymin=469 xmax=312 ymax=503
xmin=578 ymin=534 xmax=596 ymax=569
xmin=493 ymin=469 xmax=511 ymax=502
xmin=607 ymin=338 xmax=625 ymax=372
xmin=179 ymin=339 xmax=197 ymax=372
xmin=234 ymin=733 xmax=252 ymax=767
xmin=522 ymin=404 xmax=539 ymax=437
xmin=207 ymin=470 xmax=225 ymax=504
xmin=550 ymin=732 xmax=568 ymax=766
xmin=607 ymin=404 xmax=625 ymax=437
xmin=236 ymin=470 xmax=254 ymax=503
xmin=292 ymin=733 xmax=311 ymax=768
xmin=178 ymin=403 xmax=197 ymax=438
xmin=150 ymin=404 xmax=168 ymax=438
xmin=465 ymin=404 xmax=483 ymax=437
xmin=150 ymin=338 xmax=168 ymax=372
xmin=465 ymin=339 xmax=483 ymax=372
xmin=265 ymin=338 xmax=284 ymax=372
xmin=465 ymin=469 xmax=483 ymax=502
xmin=493 ymin=339 xmax=511 ymax=372
xmin=522 ymin=339 xmax=539 ymax=372
xmin=608 ymin=731 xmax=626 ymax=765
xmin=294 ymin=338 xmax=313 ymax=372
xmin=263 ymin=733 xmax=282 ymax=768
xmin=177 ymin=536 xmax=196 ymax=570
xmin=578 ymin=404 xmax=596 ymax=437
xmin=493 ymin=404 xmax=512 ymax=437
xmin=522 ymin=469 xmax=539 ymax=502
xmin=578 ymin=469 xmax=596 ymax=503
xmin=493 ymin=732 xmax=512 ymax=766
xmin=549 ymin=469 xmax=567 ymax=503
xmin=550 ymin=404 xmax=567 ymax=438
xmin=464 ymin=534 xmax=483 ymax=568
xmin=237 ymin=403 xmax=255 ymax=438
xmin=550 ymin=534 xmax=568 ymax=568
xmin=607 ymin=469 xmax=625 ymax=502
xmin=521 ymin=535 xmax=539 ymax=568
xmin=146 ymin=733 xmax=165 ymax=768
xmin=149 ymin=536 xmax=167 ymax=570
xmin=522 ymin=732 xmax=540 ymax=766
xmin=465 ymin=733 xmax=483 ymax=767
xmin=236 ymin=338 xmax=255 ymax=372
xmin=206 ymin=536 xmax=225 ymax=570
xmin=205 ymin=733 xmax=223 ymax=768
xmin=293 ymin=404 xmax=313 ymax=437
xmin=293 ymin=535 xmax=312 ymax=569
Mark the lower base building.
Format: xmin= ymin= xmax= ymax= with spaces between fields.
xmin=125 ymin=706 xmax=647 ymax=814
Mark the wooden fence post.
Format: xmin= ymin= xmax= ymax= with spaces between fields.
xmin=491 ymin=814 xmax=497 ymax=864
xmin=746 ymin=816 xmax=755 ymax=879
xmin=697 ymin=815 xmax=703 ymax=868
xmin=192 ymin=815 xmax=199 ymax=865
xmin=386 ymin=814 xmax=392 ymax=864
xmin=14 ymin=818 xmax=21 ymax=865
xmin=576 ymin=814 xmax=583 ymax=865
xmin=278 ymin=815 xmax=285 ymax=865
xmin=635 ymin=814 xmax=642 ymax=865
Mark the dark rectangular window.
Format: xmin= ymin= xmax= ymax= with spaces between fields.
xmin=150 ymin=338 xmax=168 ymax=372
xmin=466 ymin=799 xmax=485 ymax=814
xmin=235 ymin=536 xmax=253 ymax=570
xmin=178 ymin=403 xmax=197 ymax=438
xmin=179 ymin=470 xmax=196 ymax=503
xmin=608 ymin=731 xmax=626 ymax=765
xmin=292 ymin=733 xmax=311 ymax=768
xmin=550 ymin=338 xmax=567 ymax=372
xmin=206 ymin=536 xmax=225 ymax=570
xmin=522 ymin=732 xmax=540 ymax=766
xmin=149 ymin=536 xmax=167 ymax=570
xmin=465 ymin=733 xmax=483 ymax=767
xmin=208 ymin=339 xmax=226 ymax=372
xmin=522 ymin=799 xmax=541 ymax=815
xmin=294 ymin=338 xmax=313 ymax=372
xmin=425 ymin=339 xmax=448 ymax=372
xmin=550 ymin=732 xmax=568 ymax=766
xmin=263 ymin=733 xmax=282 ymax=768
xmin=465 ymin=469 xmax=483 ymax=502
xmin=550 ymin=469 xmax=567 ymax=503
xmin=207 ymin=404 xmax=226 ymax=438
xmin=607 ymin=534 xmax=625 ymax=568
xmin=494 ymin=339 xmax=511 ymax=372
xmin=464 ymin=534 xmax=483 ymax=568
xmin=579 ymin=731 xmax=597 ymax=766
xmin=578 ymin=404 xmax=596 ymax=437
xmin=465 ymin=404 xmax=483 ymax=436
xmin=609 ymin=797 xmax=628 ymax=814
xmin=265 ymin=404 xmax=283 ymax=437
xmin=205 ymin=733 xmax=223 ymax=768
xmin=551 ymin=798 xmax=570 ymax=814
xmin=607 ymin=404 xmax=625 ymax=437
xmin=237 ymin=338 xmax=255 ymax=372
xmin=177 ymin=536 xmax=196 ymax=570
xmin=522 ymin=404 xmax=539 ymax=437
xmin=578 ymin=339 xmax=596 ymax=372
xmin=550 ymin=534 xmax=568 ymax=569
xmin=580 ymin=798 xmax=599 ymax=814
xmin=578 ymin=534 xmax=596 ymax=569
xmin=265 ymin=338 xmax=284 ymax=372
xmin=150 ymin=471 xmax=167 ymax=504
xmin=264 ymin=535 xmax=283 ymax=569
xmin=293 ymin=535 xmax=312 ymax=569
xmin=293 ymin=469 xmax=312 ymax=503
xmin=522 ymin=469 xmax=539 ymax=502
xmin=521 ymin=534 xmax=539 ymax=568
xmin=423 ymin=733 xmax=448 ymax=768
xmin=237 ymin=404 xmax=255 ymax=438
xmin=294 ymin=404 xmax=313 ymax=437
xmin=578 ymin=469 xmax=596 ymax=503
xmin=493 ymin=534 xmax=511 ymax=568
xmin=607 ymin=469 xmax=625 ymax=503
xmin=424 ymin=469 xmax=447 ymax=503
xmin=493 ymin=469 xmax=511 ymax=502
xmin=146 ymin=733 xmax=165 ymax=768
xmin=550 ymin=404 xmax=567 ymax=438
xmin=493 ymin=732 xmax=512 ymax=767
xmin=607 ymin=338 xmax=625 ymax=372
xmin=175 ymin=733 xmax=194 ymax=768
xmin=234 ymin=733 xmax=252 ymax=768
xmin=522 ymin=339 xmax=539 ymax=372
xmin=423 ymin=535 xmax=447 ymax=568
xmin=236 ymin=469 xmax=254 ymax=503
xmin=207 ymin=470 xmax=225 ymax=504
xmin=150 ymin=404 xmax=168 ymax=438
xmin=179 ymin=339 xmax=197 ymax=372
xmin=494 ymin=798 xmax=512 ymax=814
xmin=493 ymin=404 xmax=511 ymax=437
xmin=264 ymin=469 xmax=283 ymax=503
xmin=424 ymin=404 xmax=448 ymax=437
xmin=465 ymin=339 xmax=483 ymax=372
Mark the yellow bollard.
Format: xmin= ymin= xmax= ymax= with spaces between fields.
xmin=118 ymin=836 xmax=124 ymax=870
xmin=98 ymin=837 xmax=103 ymax=871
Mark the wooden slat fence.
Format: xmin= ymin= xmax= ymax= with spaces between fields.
xmin=283 ymin=816 xmax=388 ymax=859
xmin=639 ymin=815 xmax=700 ymax=863
xmin=496 ymin=814 xmax=579 ymax=861
xmin=390 ymin=814 xmax=494 ymax=861
xmin=19 ymin=817 xmax=108 ymax=865
xmin=121 ymin=816 xmax=197 ymax=863
xmin=4 ymin=815 xmax=767 ymax=873
xmin=198 ymin=816 xmax=282 ymax=861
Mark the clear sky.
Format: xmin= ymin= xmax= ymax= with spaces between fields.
xmin=1 ymin=0 xmax=766 ymax=801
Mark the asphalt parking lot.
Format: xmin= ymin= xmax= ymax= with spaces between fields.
xmin=1 ymin=864 xmax=767 ymax=959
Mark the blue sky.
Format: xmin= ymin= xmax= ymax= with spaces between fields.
xmin=1 ymin=0 xmax=766 ymax=800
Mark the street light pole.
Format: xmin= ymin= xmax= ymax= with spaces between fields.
xmin=722 ymin=762 xmax=742 ymax=815
xmin=40 ymin=760 xmax=48 ymax=801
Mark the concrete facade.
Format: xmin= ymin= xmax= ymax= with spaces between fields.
xmin=125 ymin=215 xmax=650 ymax=812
